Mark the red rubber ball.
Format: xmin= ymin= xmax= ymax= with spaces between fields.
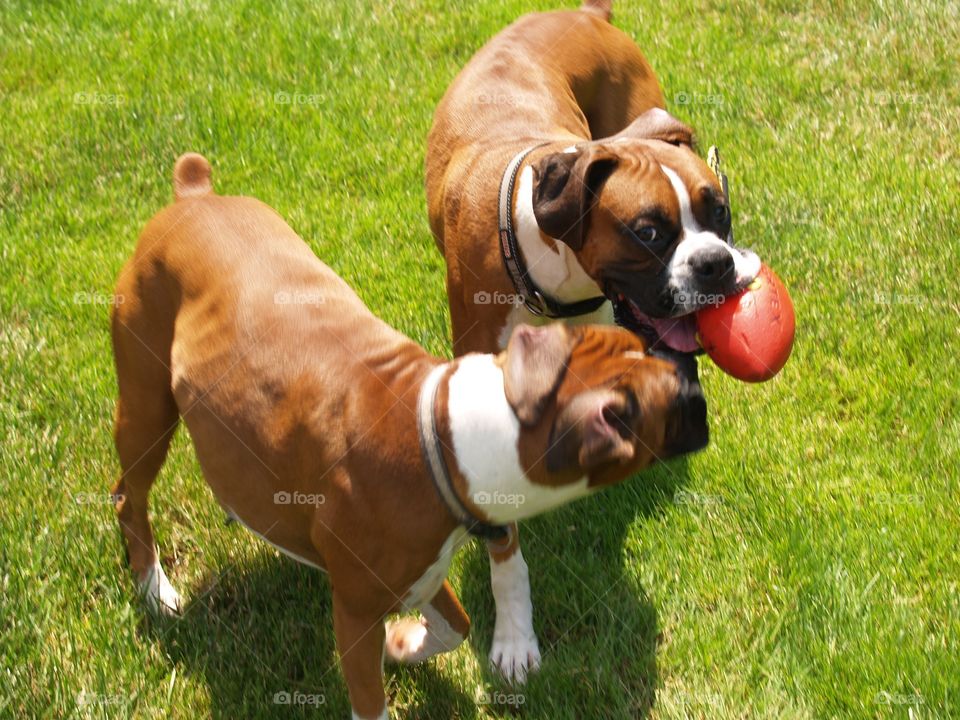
xmin=695 ymin=264 xmax=795 ymax=382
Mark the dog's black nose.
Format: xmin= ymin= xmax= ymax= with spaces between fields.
xmin=690 ymin=245 xmax=735 ymax=290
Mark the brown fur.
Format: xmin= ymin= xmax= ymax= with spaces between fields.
xmin=425 ymin=8 xmax=730 ymax=356
xmin=111 ymin=154 xmax=698 ymax=716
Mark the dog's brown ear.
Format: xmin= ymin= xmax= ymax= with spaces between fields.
xmin=532 ymin=146 xmax=618 ymax=250
xmin=577 ymin=397 xmax=636 ymax=469
xmin=545 ymin=391 xmax=636 ymax=474
xmin=614 ymin=108 xmax=694 ymax=147
xmin=502 ymin=324 xmax=574 ymax=426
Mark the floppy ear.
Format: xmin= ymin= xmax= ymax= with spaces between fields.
xmin=612 ymin=107 xmax=694 ymax=147
xmin=502 ymin=324 xmax=574 ymax=426
xmin=546 ymin=393 xmax=636 ymax=473
xmin=531 ymin=145 xmax=618 ymax=250
xmin=577 ymin=399 xmax=635 ymax=469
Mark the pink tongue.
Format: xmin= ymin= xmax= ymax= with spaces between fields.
xmin=650 ymin=315 xmax=700 ymax=353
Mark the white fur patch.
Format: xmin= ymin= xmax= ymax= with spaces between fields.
xmin=421 ymin=602 xmax=464 ymax=651
xmin=140 ymin=559 xmax=181 ymax=616
xmin=385 ymin=616 xmax=430 ymax=662
xmin=515 ymin=166 xmax=609 ymax=304
xmin=401 ymin=527 xmax=469 ymax=610
xmin=660 ymin=164 xmax=760 ymax=308
xmin=447 ymin=354 xmax=592 ymax=523
xmin=489 ymin=548 xmax=541 ymax=682
xmin=385 ymin=602 xmax=465 ymax=664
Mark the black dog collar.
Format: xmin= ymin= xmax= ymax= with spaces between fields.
xmin=417 ymin=364 xmax=509 ymax=542
xmin=497 ymin=144 xmax=608 ymax=319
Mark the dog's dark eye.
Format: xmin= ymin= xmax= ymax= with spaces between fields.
xmin=622 ymin=390 xmax=640 ymax=425
xmin=713 ymin=204 xmax=730 ymax=226
xmin=633 ymin=226 xmax=658 ymax=244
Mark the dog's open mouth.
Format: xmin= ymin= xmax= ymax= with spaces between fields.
xmin=613 ymin=296 xmax=701 ymax=354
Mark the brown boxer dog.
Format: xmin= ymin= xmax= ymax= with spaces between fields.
xmin=425 ymin=0 xmax=760 ymax=681
xmin=110 ymin=154 xmax=707 ymax=718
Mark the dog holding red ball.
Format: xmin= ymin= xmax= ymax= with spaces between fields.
xmin=426 ymin=0 xmax=795 ymax=684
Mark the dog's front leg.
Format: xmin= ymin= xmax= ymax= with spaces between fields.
xmin=488 ymin=523 xmax=541 ymax=682
xmin=333 ymin=592 xmax=388 ymax=720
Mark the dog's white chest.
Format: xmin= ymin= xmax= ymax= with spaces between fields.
xmin=402 ymin=528 xmax=469 ymax=610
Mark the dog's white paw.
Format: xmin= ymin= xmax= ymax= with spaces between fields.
xmin=385 ymin=616 xmax=430 ymax=664
xmin=490 ymin=631 xmax=541 ymax=683
xmin=139 ymin=561 xmax=182 ymax=617
xmin=489 ymin=548 xmax=540 ymax=682
xmin=386 ymin=607 xmax=465 ymax=665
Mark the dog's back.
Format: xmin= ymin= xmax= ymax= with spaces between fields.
xmin=425 ymin=1 xmax=663 ymax=252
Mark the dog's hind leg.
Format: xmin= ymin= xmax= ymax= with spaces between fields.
xmin=110 ymin=274 xmax=182 ymax=616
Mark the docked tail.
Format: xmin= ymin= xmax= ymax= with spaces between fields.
xmin=581 ymin=0 xmax=612 ymax=21
xmin=173 ymin=152 xmax=213 ymax=201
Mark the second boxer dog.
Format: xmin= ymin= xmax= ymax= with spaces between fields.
xmin=425 ymin=0 xmax=761 ymax=680
xmin=111 ymin=154 xmax=707 ymax=718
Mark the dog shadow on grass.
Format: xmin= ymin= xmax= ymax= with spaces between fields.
xmin=456 ymin=456 xmax=692 ymax=719
xmin=145 ymin=457 xmax=689 ymax=719
xmin=144 ymin=543 xmax=475 ymax=718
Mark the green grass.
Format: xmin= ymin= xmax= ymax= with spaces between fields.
xmin=1 ymin=0 xmax=958 ymax=717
